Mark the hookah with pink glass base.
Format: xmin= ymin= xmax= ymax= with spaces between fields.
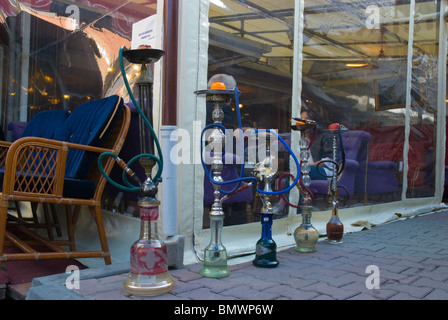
xmin=98 ymin=46 xmax=174 ymax=296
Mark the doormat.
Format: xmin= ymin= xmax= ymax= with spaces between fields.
xmin=0 ymin=247 xmax=87 ymax=285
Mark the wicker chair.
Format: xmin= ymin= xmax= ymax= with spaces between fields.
xmin=2 ymin=110 xmax=70 ymax=240
xmin=0 ymin=95 xmax=131 ymax=265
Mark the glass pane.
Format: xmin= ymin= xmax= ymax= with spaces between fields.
xmin=205 ymin=0 xmax=295 ymax=227
xmin=407 ymin=1 xmax=439 ymax=198
xmin=302 ymin=1 xmax=411 ymax=208
xmin=0 ymin=1 xmax=158 ymax=216
xmin=0 ymin=0 xmax=157 ymax=134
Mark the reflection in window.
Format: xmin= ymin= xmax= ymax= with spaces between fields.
xmin=407 ymin=1 xmax=439 ymax=198
xmin=204 ymin=1 xmax=442 ymax=228
xmin=302 ymin=0 xmax=439 ymax=207
xmin=0 ymin=1 xmax=157 ymax=136
xmin=205 ymin=0 xmax=295 ymax=227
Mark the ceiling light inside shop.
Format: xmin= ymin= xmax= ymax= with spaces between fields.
xmin=345 ymin=63 xmax=368 ymax=67
xmin=210 ymin=0 xmax=226 ymax=9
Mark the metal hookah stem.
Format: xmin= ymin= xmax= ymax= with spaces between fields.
xmin=211 ymin=100 xmax=224 ymax=206
xmin=331 ymin=131 xmax=338 ymax=193
xmin=137 ymin=63 xmax=155 ymax=156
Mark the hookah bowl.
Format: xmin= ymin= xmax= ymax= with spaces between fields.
xmin=326 ymin=123 xmax=346 ymax=244
xmin=121 ymin=48 xmax=174 ymax=295
xmin=252 ymin=134 xmax=279 ymax=268
xmin=194 ymin=88 xmax=236 ymax=278
xmin=291 ymin=118 xmax=319 ymax=252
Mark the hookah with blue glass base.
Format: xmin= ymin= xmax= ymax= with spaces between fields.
xmin=196 ymin=84 xmax=301 ymax=273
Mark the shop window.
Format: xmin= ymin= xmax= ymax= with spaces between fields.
xmin=205 ymin=0 xmax=295 ymax=227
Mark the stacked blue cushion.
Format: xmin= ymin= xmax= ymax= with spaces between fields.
xmin=1 ymin=95 xmax=123 ymax=199
xmin=22 ymin=109 xmax=70 ymax=139
xmin=53 ymin=95 xmax=123 ymax=180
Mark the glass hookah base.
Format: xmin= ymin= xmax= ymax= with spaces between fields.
xmin=295 ymin=246 xmax=316 ymax=253
xmin=252 ymin=257 xmax=279 ymax=268
xmin=294 ymin=225 xmax=319 ymax=253
xmin=199 ymin=265 xmax=230 ymax=278
xmin=200 ymin=245 xmax=230 ymax=278
xmin=327 ymin=238 xmax=343 ymax=244
xmin=123 ymin=271 xmax=175 ymax=296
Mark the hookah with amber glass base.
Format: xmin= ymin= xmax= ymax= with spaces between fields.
xmin=325 ymin=123 xmax=347 ymax=244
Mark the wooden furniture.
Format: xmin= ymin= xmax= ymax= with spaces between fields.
xmin=0 ymin=95 xmax=131 ymax=265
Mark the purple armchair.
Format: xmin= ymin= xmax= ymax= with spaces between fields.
xmin=365 ymin=161 xmax=399 ymax=195
xmin=7 ymin=122 xmax=28 ymax=141
xmin=203 ymin=153 xmax=253 ymax=205
xmin=308 ymin=130 xmax=371 ymax=201
xmin=203 ymin=152 xmax=254 ymax=225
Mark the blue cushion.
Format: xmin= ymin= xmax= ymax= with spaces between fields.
xmin=53 ymin=95 xmax=123 ymax=179
xmin=22 ymin=110 xmax=70 ymax=139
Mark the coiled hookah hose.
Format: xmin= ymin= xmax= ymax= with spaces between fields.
xmin=200 ymin=87 xmax=301 ymax=199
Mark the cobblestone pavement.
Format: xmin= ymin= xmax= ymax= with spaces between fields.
xmin=27 ymin=209 xmax=448 ymax=301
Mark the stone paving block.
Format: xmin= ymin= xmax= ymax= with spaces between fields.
xmin=423 ymin=288 xmax=448 ymax=300
xmin=347 ymin=293 xmax=378 ymax=300
xmin=89 ymin=289 xmax=133 ymax=300
xmin=149 ymin=293 xmax=188 ymax=300
xmin=410 ymin=277 xmax=448 ymax=291
xmin=341 ymin=281 xmax=397 ymax=300
xmin=301 ymin=282 xmax=360 ymax=300
xmin=170 ymin=268 xmax=203 ymax=282
xmin=310 ymin=294 xmax=333 ymax=300
xmin=97 ymin=274 xmax=127 ymax=286
xmin=76 ymin=279 xmax=110 ymax=296
xmin=306 ymin=272 xmax=355 ymax=288
xmin=170 ymin=278 xmax=205 ymax=294
xmin=176 ymin=287 xmax=238 ymax=300
xmin=218 ymin=284 xmax=280 ymax=300
xmin=388 ymin=292 xmax=420 ymax=300
xmin=263 ymin=284 xmax=319 ymax=300
xmin=381 ymin=282 xmax=434 ymax=299
xmin=279 ymin=275 xmax=318 ymax=288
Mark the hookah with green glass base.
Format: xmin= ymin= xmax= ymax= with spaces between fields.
xmin=196 ymin=84 xmax=301 ymax=273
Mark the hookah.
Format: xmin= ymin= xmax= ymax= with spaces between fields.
xmin=251 ymin=132 xmax=280 ymax=268
xmin=288 ymin=117 xmax=320 ymax=253
xmin=194 ymin=84 xmax=238 ymax=278
xmin=325 ymin=123 xmax=347 ymax=244
xmin=98 ymin=46 xmax=174 ymax=295
xmin=279 ymin=119 xmax=348 ymax=251
xmin=196 ymin=85 xmax=301 ymax=272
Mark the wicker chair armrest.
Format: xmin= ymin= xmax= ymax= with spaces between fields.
xmin=2 ymin=137 xmax=115 ymax=197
